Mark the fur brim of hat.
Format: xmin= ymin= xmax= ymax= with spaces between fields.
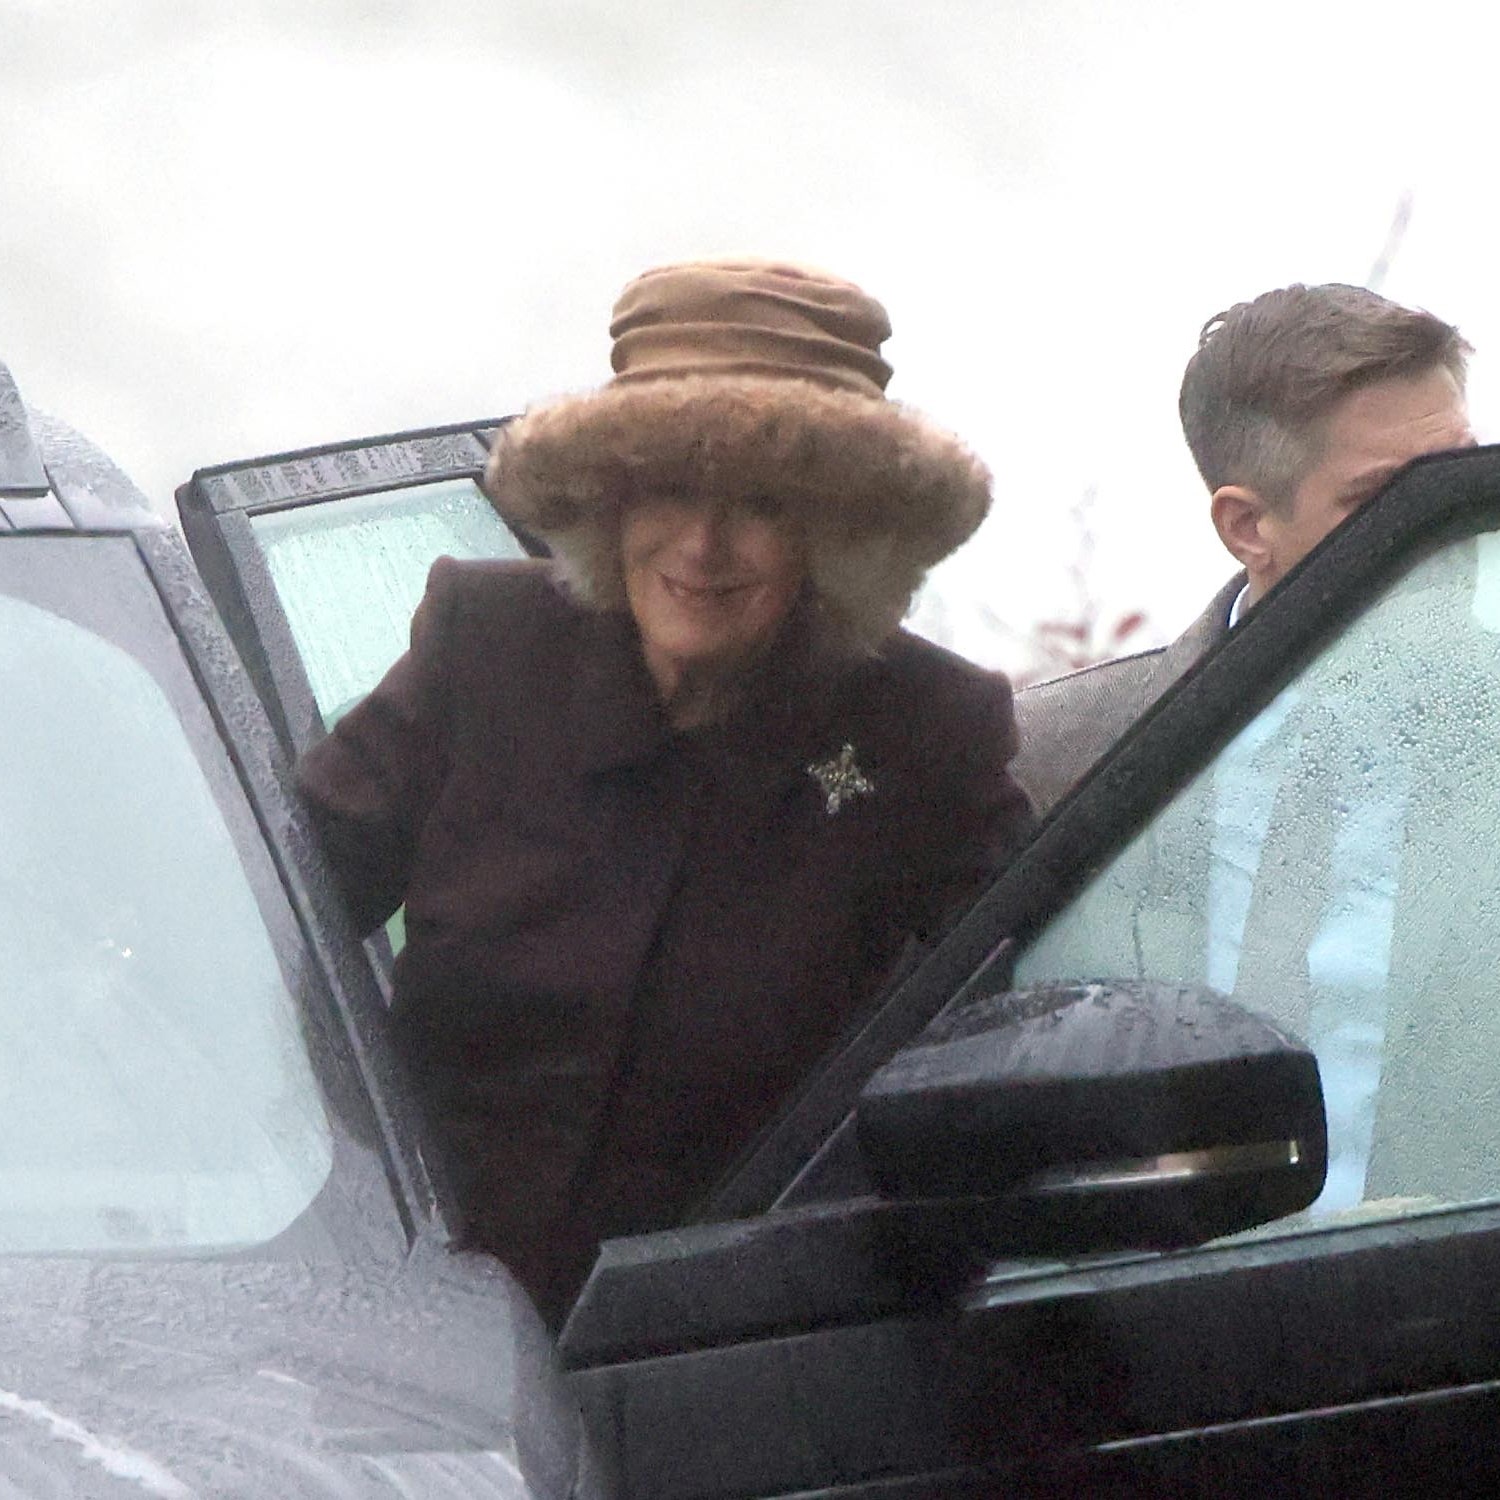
xmin=486 ymin=374 xmax=990 ymax=559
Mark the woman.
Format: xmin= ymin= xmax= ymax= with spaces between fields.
xmin=296 ymin=257 xmax=1034 ymax=1320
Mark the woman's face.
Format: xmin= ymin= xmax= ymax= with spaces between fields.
xmin=621 ymin=497 xmax=805 ymax=697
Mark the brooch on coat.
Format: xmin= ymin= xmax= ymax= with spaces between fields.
xmin=806 ymin=743 xmax=874 ymax=816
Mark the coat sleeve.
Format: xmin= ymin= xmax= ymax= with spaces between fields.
xmin=294 ymin=560 xmax=459 ymax=935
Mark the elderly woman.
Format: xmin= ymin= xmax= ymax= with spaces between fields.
xmin=296 ymin=258 xmax=1033 ymax=1320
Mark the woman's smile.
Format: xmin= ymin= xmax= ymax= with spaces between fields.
xmin=659 ymin=573 xmax=759 ymax=606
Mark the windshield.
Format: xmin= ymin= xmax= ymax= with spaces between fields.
xmin=249 ymin=477 xmax=526 ymax=729
xmin=0 ymin=535 xmax=334 ymax=1253
xmin=1014 ymin=527 xmax=1500 ymax=1235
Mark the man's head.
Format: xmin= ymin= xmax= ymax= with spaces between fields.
xmin=1180 ymin=284 xmax=1475 ymax=603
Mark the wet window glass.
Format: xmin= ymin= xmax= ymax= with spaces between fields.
xmin=0 ymin=568 xmax=333 ymax=1251
xmin=1014 ymin=531 xmax=1500 ymax=1234
xmin=250 ymin=477 xmax=526 ymax=729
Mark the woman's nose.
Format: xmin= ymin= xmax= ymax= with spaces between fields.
xmin=677 ymin=508 xmax=728 ymax=562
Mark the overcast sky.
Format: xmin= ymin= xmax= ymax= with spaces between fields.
xmin=5 ymin=0 xmax=1500 ymax=674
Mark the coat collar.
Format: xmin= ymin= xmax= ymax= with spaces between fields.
xmin=566 ymin=606 xmax=671 ymax=774
xmin=1140 ymin=571 xmax=1245 ymax=709
xmin=566 ymin=598 xmax=842 ymax=778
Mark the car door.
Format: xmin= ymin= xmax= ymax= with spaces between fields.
xmin=177 ymin=426 xmax=539 ymax=981
xmin=559 ymin=444 xmax=1500 ymax=1497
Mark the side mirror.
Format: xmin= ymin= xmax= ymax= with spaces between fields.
xmin=856 ymin=979 xmax=1327 ymax=1254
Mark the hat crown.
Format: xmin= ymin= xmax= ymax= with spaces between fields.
xmin=608 ymin=259 xmax=894 ymax=397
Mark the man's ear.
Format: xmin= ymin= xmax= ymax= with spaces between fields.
xmin=1210 ymin=484 xmax=1277 ymax=582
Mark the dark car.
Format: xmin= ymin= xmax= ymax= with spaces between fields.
xmin=14 ymin=355 xmax=1500 ymax=1497
xmin=0 ymin=370 xmax=603 ymax=1498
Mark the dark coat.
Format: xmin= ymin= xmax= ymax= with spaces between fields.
xmin=1011 ymin=574 xmax=1245 ymax=814
xmin=296 ymin=558 xmax=1032 ymax=1316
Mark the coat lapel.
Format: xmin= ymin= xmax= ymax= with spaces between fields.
xmin=568 ymin=609 xmax=676 ymax=775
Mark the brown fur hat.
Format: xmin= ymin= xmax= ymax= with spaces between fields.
xmin=483 ymin=259 xmax=993 ymax=653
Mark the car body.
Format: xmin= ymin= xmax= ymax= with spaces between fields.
xmin=0 ymin=371 xmax=603 ymax=1498
xmin=12 ymin=355 xmax=1500 ymax=1496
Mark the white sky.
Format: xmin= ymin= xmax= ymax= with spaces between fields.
xmin=4 ymin=0 xmax=1500 ymax=675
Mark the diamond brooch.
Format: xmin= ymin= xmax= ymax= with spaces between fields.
xmin=806 ymin=743 xmax=874 ymax=816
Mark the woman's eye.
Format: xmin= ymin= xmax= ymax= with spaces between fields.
xmin=742 ymin=494 xmax=784 ymax=520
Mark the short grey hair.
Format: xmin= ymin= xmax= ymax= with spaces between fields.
xmin=1179 ymin=283 xmax=1470 ymax=509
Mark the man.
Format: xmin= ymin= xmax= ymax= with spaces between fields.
xmin=1011 ymin=283 xmax=1476 ymax=813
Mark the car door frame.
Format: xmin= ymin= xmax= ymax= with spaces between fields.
xmin=703 ymin=444 xmax=1500 ymax=1221
xmin=176 ymin=419 xmax=519 ymax=760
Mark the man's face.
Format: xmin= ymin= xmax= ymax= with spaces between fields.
xmin=1253 ymin=365 xmax=1475 ymax=597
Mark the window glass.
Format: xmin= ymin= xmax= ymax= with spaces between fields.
xmin=250 ymin=477 xmax=526 ymax=728
xmin=0 ymin=584 xmax=333 ymax=1252
xmin=1014 ymin=532 xmax=1500 ymax=1232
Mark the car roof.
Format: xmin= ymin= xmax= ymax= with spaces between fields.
xmin=0 ymin=359 xmax=163 ymax=533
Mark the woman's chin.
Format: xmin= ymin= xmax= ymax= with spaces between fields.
xmin=642 ymin=616 xmax=773 ymax=677
xmin=659 ymin=636 xmax=750 ymax=681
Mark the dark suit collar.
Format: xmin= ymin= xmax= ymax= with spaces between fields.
xmin=1142 ymin=572 xmax=1245 ymax=706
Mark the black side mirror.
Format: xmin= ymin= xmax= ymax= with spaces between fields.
xmin=857 ymin=979 xmax=1327 ymax=1254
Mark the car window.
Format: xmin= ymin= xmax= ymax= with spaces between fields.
xmin=0 ymin=536 xmax=335 ymax=1253
xmin=249 ymin=476 xmax=526 ymax=728
xmin=1013 ymin=527 xmax=1500 ymax=1233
